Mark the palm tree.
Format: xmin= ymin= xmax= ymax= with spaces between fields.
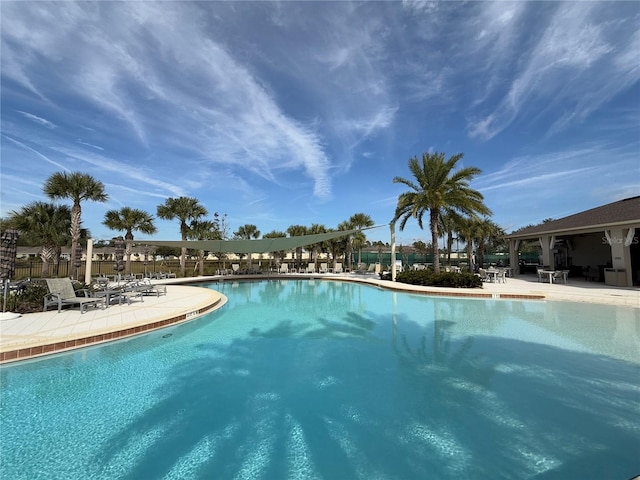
xmin=157 ymin=197 xmax=208 ymax=276
xmin=43 ymin=172 xmax=108 ymax=278
xmin=305 ymin=223 xmax=327 ymax=269
xmin=456 ymin=215 xmax=480 ymax=272
xmin=9 ymin=202 xmax=71 ymax=277
xmin=103 ymin=207 xmax=157 ymax=275
xmin=392 ymin=152 xmax=491 ymax=274
xmin=324 ymin=227 xmax=348 ymax=271
xmin=474 ymin=218 xmax=505 ymax=268
xmin=263 ymin=230 xmax=287 ymax=269
xmin=234 ymin=224 xmax=260 ymax=271
xmin=188 ymin=220 xmax=217 ymax=276
xmin=348 ymin=213 xmax=374 ymax=267
xmin=286 ymin=224 xmax=307 ymax=270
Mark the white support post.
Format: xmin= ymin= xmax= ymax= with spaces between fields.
xmin=390 ymin=222 xmax=396 ymax=282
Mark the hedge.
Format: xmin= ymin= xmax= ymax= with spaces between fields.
xmin=395 ymin=270 xmax=482 ymax=288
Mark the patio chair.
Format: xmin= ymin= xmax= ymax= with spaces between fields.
xmin=319 ymin=263 xmax=328 ymax=273
xmin=279 ymin=263 xmax=289 ymax=274
xmin=334 ymin=263 xmax=343 ymax=274
xmin=231 ymin=264 xmax=240 ymax=275
xmin=477 ymin=268 xmax=490 ymax=282
xmin=366 ymin=264 xmax=376 ymax=274
xmin=552 ymin=270 xmax=569 ymax=284
xmin=44 ymin=278 xmax=105 ymax=314
xmin=306 ymin=263 xmax=316 ymax=274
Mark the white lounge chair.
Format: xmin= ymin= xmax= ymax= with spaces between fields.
xmin=334 ymin=263 xmax=343 ymax=274
xmin=306 ymin=263 xmax=316 ymax=274
xmin=319 ymin=263 xmax=328 ymax=273
xmin=279 ymin=263 xmax=289 ymax=274
xmin=232 ymin=264 xmax=240 ymax=274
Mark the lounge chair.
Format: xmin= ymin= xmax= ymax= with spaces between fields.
xmin=319 ymin=263 xmax=328 ymax=273
xmin=334 ymin=263 xmax=343 ymax=274
xmin=366 ymin=264 xmax=376 ymax=274
xmin=306 ymin=263 xmax=316 ymax=274
xmin=44 ymin=278 xmax=105 ymax=314
xmin=279 ymin=263 xmax=289 ymax=274
xmin=121 ymin=282 xmax=145 ymax=304
xmin=232 ymin=264 xmax=240 ymax=275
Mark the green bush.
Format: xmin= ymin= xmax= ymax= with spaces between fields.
xmin=396 ymin=270 xmax=482 ymax=288
xmin=4 ymin=282 xmax=49 ymax=314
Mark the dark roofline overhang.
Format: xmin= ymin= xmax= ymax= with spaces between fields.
xmin=504 ymin=219 xmax=640 ymax=241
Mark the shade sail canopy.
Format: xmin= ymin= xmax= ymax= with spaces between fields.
xmin=139 ymin=226 xmax=383 ymax=254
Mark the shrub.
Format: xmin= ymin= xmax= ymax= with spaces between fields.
xmin=4 ymin=282 xmax=49 ymax=314
xmin=396 ymin=270 xmax=482 ymax=288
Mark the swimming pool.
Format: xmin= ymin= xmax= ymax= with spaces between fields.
xmin=1 ymin=279 xmax=638 ymax=479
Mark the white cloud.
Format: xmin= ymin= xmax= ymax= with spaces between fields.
xmin=467 ymin=2 xmax=639 ymax=140
xmin=16 ymin=111 xmax=56 ymax=129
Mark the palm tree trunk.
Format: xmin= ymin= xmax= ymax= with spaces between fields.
xmin=69 ymin=204 xmax=82 ymax=274
xmin=40 ymin=245 xmax=56 ymax=277
xmin=199 ymin=249 xmax=205 ymax=276
xmin=125 ymin=240 xmax=133 ymax=275
xmin=430 ymin=209 xmax=440 ymax=274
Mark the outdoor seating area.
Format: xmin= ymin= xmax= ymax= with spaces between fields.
xmin=477 ymin=268 xmax=507 ymax=283
xmin=536 ymin=267 xmax=570 ymax=284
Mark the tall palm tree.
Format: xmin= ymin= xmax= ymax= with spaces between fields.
xmin=157 ymin=197 xmax=208 ymax=276
xmin=188 ymin=220 xmax=217 ymax=276
xmin=348 ymin=213 xmax=374 ymax=267
xmin=392 ymin=152 xmax=491 ymax=274
xmin=9 ymin=202 xmax=71 ymax=277
xmin=43 ymin=171 xmax=108 ymax=278
xmin=286 ymin=224 xmax=307 ymax=270
xmin=456 ymin=215 xmax=480 ymax=272
xmin=103 ymin=207 xmax=157 ymax=275
xmin=234 ymin=224 xmax=260 ymax=271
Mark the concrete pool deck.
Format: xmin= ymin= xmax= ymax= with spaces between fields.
xmin=1 ymin=273 xmax=637 ymax=364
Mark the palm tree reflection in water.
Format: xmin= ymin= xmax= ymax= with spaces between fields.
xmin=96 ymin=281 xmax=639 ymax=480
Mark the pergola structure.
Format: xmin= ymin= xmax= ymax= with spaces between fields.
xmin=504 ymin=196 xmax=640 ymax=287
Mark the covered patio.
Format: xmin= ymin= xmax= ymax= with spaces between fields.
xmin=505 ymin=196 xmax=640 ymax=287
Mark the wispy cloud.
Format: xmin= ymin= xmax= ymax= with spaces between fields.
xmin=76 ymin=139 xmax=104 ymax=150
xmin=2 ymin=135 xmax=68 ymax=171
xmin=16 ymin=111 xmax=56 ymax=129
xmin=461 ymin=2 xmax=639 ymax=140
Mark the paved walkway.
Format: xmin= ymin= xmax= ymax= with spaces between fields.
xmin=1 ymin=274 xmax=637 ymax=364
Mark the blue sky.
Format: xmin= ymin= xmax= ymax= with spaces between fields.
xmin=1 ymin=1 xmax=639 ymax=246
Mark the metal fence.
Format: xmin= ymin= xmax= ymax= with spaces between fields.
xmin=12 ymin=259 xmax=200 ymax=281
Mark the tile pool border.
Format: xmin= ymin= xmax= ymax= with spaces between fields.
xmin=0 ymin=296 xmax=225 ymax=364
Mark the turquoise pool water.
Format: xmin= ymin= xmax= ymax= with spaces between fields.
xmin=1 ymin=280 xmax=638 ymax=479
